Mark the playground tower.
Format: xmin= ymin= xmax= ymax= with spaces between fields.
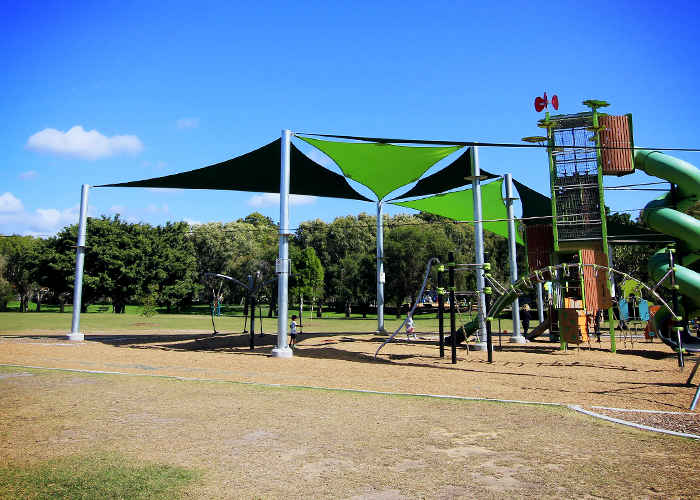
xmin=525 ymin=98 xmax=635 ymax=351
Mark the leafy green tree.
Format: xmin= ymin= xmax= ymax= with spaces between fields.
xmin=384 ymin=218 xmax=452 ymax=318
xmin=81 ymin=216 xmax=152 ymax=313
xmin=608 ymin=211 xmax=663 ymax=287
xmin=290 ymin=245 xmax=324 ymax=319
xmin=147 ymin=222 xmax=200 ymax=313
xmin=296 ymin=214 xmax=376 ymax=314
xmin=32 ymin=235 xmax=77 ymax=312
xmin=237 ymin=212 xmax=276 ymax=228
xmin=0 ymin=235 xmax=38 ymax=312
xmin=136 ymin=283 xmax=159 ymax=319
xmin=0 ymin=254 xmax=16 ymax=311
xmin=192 ymin=218 xmax=277 ymax=310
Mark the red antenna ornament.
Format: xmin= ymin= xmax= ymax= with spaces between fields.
xmin=534 ymin=92 xmax=559 ymax=112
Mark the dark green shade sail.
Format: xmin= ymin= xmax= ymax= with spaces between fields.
xmin=391 ymin=179 xmax=524 ymax=244
xmin=390 ymin=148 xmax=499 ymax=201
xmin=513 ymin=179 xmax=552 ymax=227
xmin=97 ymin=139 xmax=372 ymax=202
xmin=298 ymin=136 xmax=464 ymax=200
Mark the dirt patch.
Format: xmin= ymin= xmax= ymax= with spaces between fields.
xmin=1 ymin=367 xmax=699 ymax=500
xmin=1 ymin=330 xmax=700 ymax=498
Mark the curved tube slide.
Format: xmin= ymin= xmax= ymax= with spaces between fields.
xmin=634 ymin=150 xmax=700 ymax=351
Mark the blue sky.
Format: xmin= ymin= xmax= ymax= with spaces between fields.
xmin=2 ymin=0 xmax=699 ymax=236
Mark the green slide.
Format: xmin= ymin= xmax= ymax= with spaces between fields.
xmin=634 ymin=150 xmax=700 ymax=351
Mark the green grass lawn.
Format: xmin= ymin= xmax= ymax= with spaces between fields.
xmin=0 ymin=303 xmax=521 ymax=338
xmin=0 ymin=452 xmax=199 ymax=500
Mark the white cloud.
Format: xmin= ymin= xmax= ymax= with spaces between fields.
xmin=247 ymin=193 xmax=317 ymax=208
xmin=140 ymin=203 xmax=170 ymax=214
xmin=109 ymin=205 xmax=129 ymax=214
xmin=25 ymin=125 xmax=144 ymax=160
xmin=176 ymin=118 xmax=199 ymax=129
xmin=17 ymin=170 xmax=39 ymax=181
xmin=0 ymin=195 xmax=86 ymax=236
xmin=183 ymin=217 xmax=203 ymax=226
xmin=0 ymin=192 xmax=25 ymax=214
xmin=156 ymin=161 xmax=167 ymax=170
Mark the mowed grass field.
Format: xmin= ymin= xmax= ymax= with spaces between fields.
xmin=0 ymin=301 xmax=513 ymax=338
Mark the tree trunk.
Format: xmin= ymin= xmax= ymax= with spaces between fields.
xmin=21 ymin=295 xmax=30 ymax=313
xmin=316 ymin=303 xmax=323 ymax=318
xmin=299 ymin=293 xmax=304 ymax=327
xmin=345 ymin=300 xmax=352 ymax=318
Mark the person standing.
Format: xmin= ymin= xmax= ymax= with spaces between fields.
xmin=521 ymin=303 xmax=531 ymax=336
xmin=594 ymin=309 xmax=603 ymax=342
xmin=289 ymin=315 xmax=298 ymax=347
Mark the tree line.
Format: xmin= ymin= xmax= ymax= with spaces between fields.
xmin=0 ymin=211 xmax=523 ymax=317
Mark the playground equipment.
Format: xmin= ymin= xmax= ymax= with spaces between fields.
xmin=522 ymin=98 xmax=631 ymax=352
xmin=204 ymin=272 xmax=279 ymax=349
xmin=374 ymin=252 xmax=511 ymax=363
xmin=521 ymin=97 xmax=700 ymax=407
xmin=633 ymin=150 xmax=700 ymax=354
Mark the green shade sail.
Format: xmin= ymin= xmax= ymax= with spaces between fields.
xmin=391 ymin=148 xmax=499 ymax=201
xmin=298 ymin=136 xmax=464 ymax=200
xmin=97 ymin=139 xmax=372 ymax=202
xmin=391 ymin=179 xmax=524 ymax=244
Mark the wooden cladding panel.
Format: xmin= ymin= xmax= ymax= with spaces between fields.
xmin=580 ymin=249 xmax=613 ymax=311
xmin=527 ymin=224 xmax=554 ymax=272
xmin=599 ymin=115 xmax=634 ymax=175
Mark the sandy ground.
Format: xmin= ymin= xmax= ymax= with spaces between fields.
xmin=2 ymin=328 xmax=700 ymax=499
xmin=1 ymin=328 xmax=698 ymax=413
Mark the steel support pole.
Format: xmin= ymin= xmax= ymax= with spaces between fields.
xmin=272 ymin=130 xmax=293 ymax=358
xmin=67 ymin=184 xmax=90 ymax=341
xmin=376 ymin=201 xmax=386 ymax=332
xmin=471 ymin=147 xmax=488 ymax=349
xmin=449 ymin=252 xmax=457 ymax=364
xmin=505 ymin=173 xmax=525 ymax=343
xmin=437 ymin=256 xmax=445 ymax=358
xmin=484 ymin=252 xmax=493 ymax=362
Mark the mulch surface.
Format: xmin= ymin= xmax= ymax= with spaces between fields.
xmin=1 ymin=329 xmax=698 ymax=423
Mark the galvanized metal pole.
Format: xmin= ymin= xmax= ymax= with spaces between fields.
xmin=536 ymin=282 xmax=545 ymax=324
xmin=505 ymin=173 xmax=525 ymax=343
xmin=67 ymin=184 xmax=90 ymax=341
xmin=471 ymin=147 xmax=487 ymax=350
xmin=437 ymin=256 xmax=445 ymax=358
xmin=272 ymin=130 xmax=293 ymax=358
xmin=376 ymin=201 xmax=386 ymax=332
xmin=449 ymin=252 xmax=457 ymax=364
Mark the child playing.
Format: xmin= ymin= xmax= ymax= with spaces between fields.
xmin=405 ymin=315 xmax=416 ymax=340
xmin=289 ymin=315 xmax=298 ymax=347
